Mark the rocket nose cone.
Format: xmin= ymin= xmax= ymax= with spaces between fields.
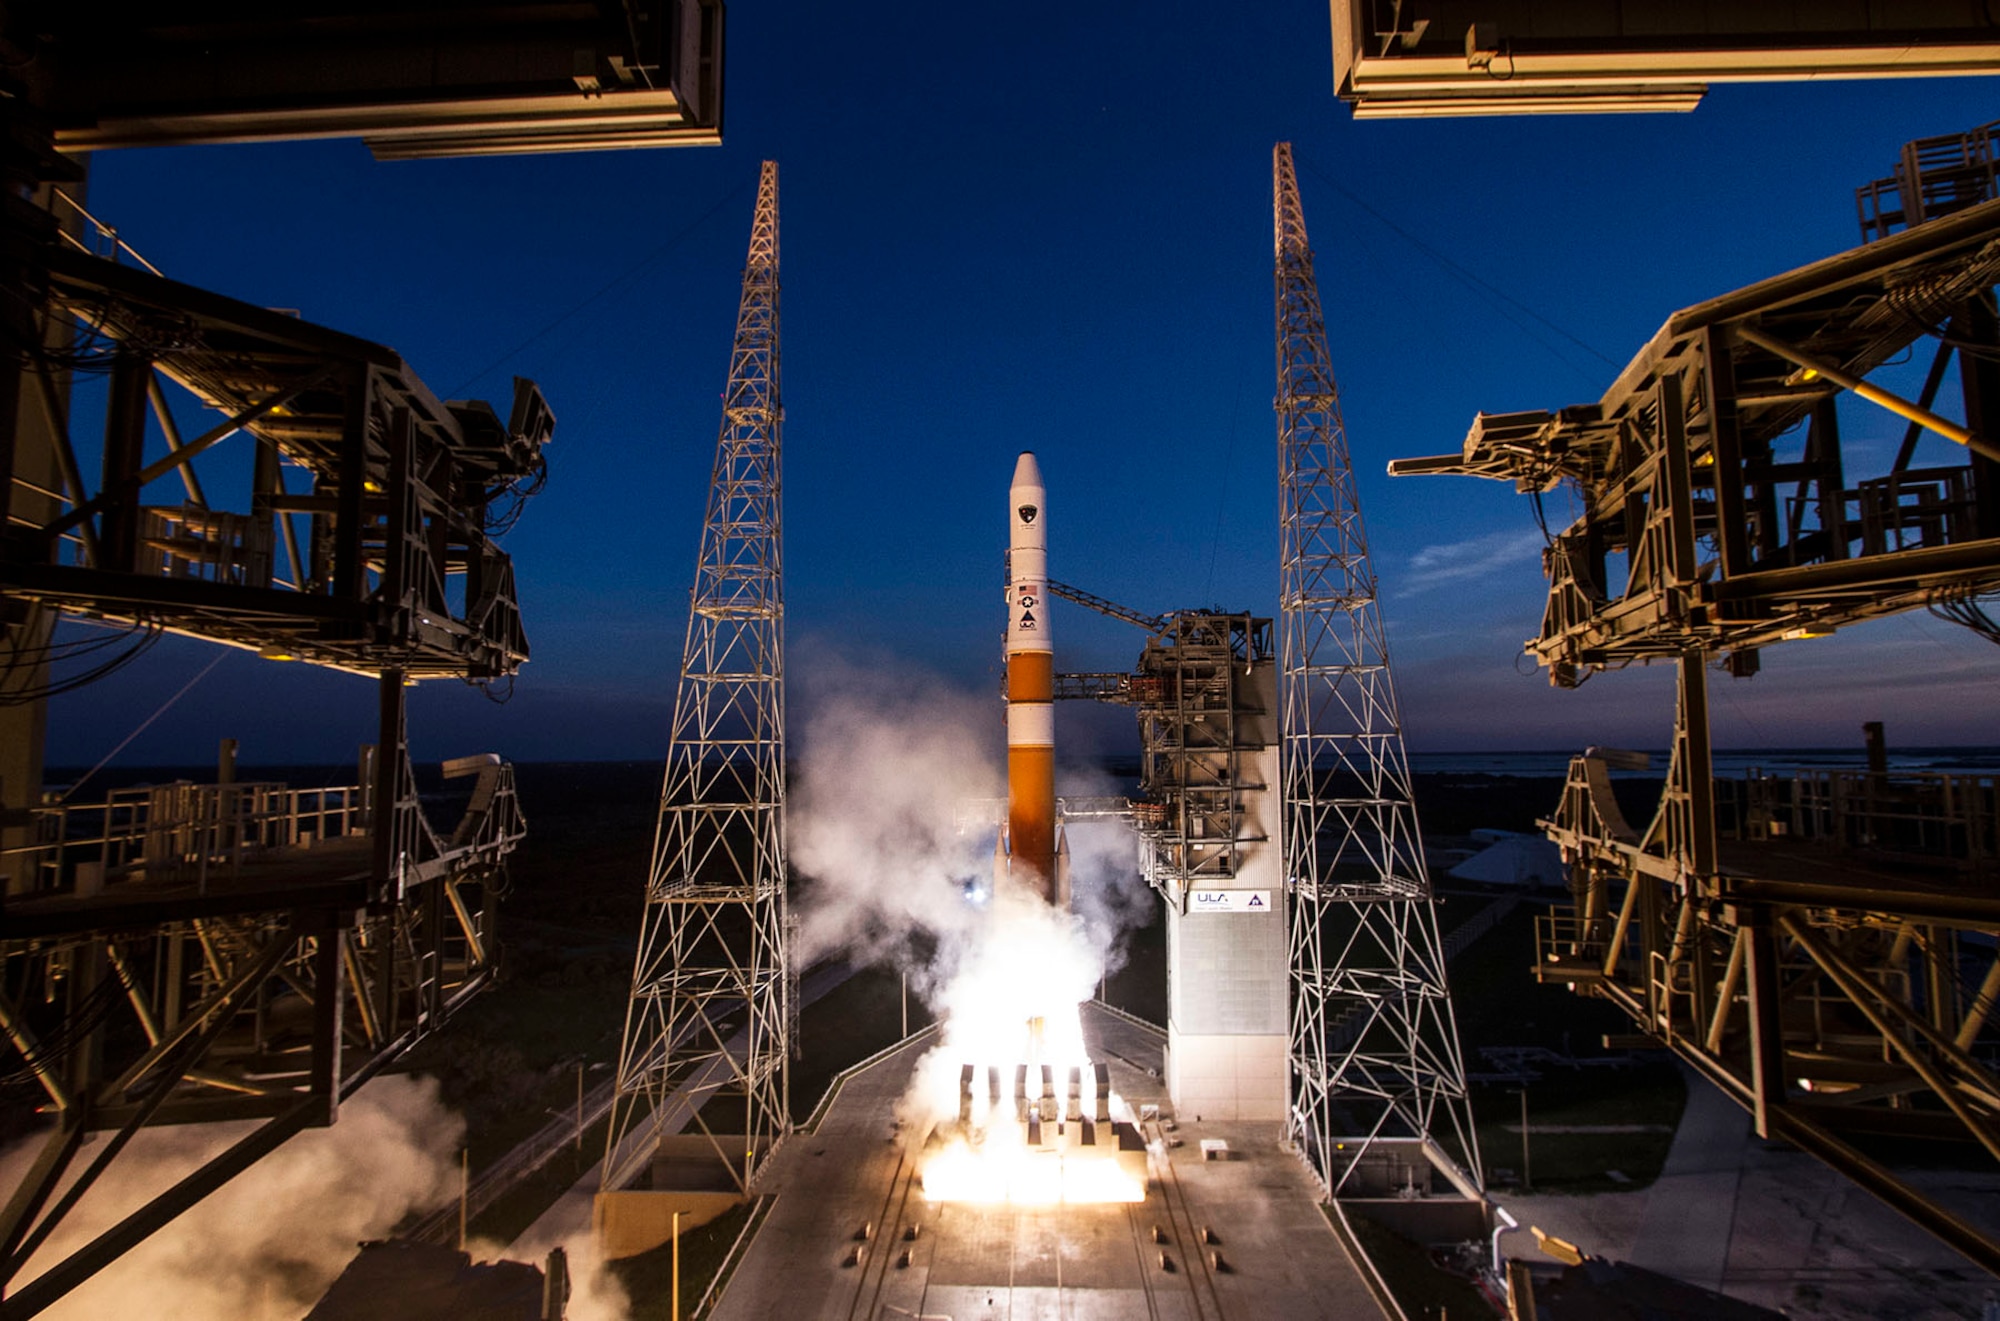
xmin=1011 ymin=451 xmax=1044 ymax=491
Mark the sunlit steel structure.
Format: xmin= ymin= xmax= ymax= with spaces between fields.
xmin=602 ymin=161 xmax=790 ymax=1199
xmin=1329 ymin=1 xmax=2000 ymax=119
xmin=1272 ymin=143 xmax=1481 ymax=1195
xmin=0 ymin=6 xmax=730 ymax=1303
xmin=0 ymin=209 xmax=546 ymax=1313
xmin=37 ymin=2 xmax=723 ymax=158
xmin=1391 ymin=125 xmax=2000 ymax=1272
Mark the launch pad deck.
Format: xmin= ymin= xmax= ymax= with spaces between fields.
xmin=710 ymin=1003 xmax=1390 ymax=1321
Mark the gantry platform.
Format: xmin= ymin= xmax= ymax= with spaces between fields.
xmin=709 ymin=1002 xmax=1391 ymax=1321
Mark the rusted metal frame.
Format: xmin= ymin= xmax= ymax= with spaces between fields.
xmin=1779 ymin=913 xmax=2000 ymax=1160
xmin=1765 ymin=1104 xmax=2000 ymax=1278
xmin=0 ymin=1094 xmax=322 ymax=1318
xmin=143 ymin=372 xmax=206 ymax=508
xmin=1 ymin=928 xmax=296 ymax=1286
xmin=1662 ymin=890 xmax=1702 ymax=1036
xmin=1661 ymin=372 xmax=1707 ymax=630
xmin=41 ymin=362 xmax=341 ymax=547
xmin=248 ymin=428 xmax=281 ymax=588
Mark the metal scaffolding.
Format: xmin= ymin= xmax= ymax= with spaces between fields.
xmin=1273 ymin=143 xmax=1482 ymax=1195
xmin=602 ymin=160 xmax=791 ymax=1197
xmin=1391 ymin=124 xmax=2000 ymax=1272
xmin=0 ymin=194 xmax=545 ymax=1314
xmin=1129 ymin=613 xmax=1273 ymax=910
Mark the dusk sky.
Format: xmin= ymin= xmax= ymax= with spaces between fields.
xmin=42 ymin=4 xmax=2000 ymax=768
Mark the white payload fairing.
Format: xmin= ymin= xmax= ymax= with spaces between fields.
xmin=1000 ymin=451 xmax=1069 ymax=908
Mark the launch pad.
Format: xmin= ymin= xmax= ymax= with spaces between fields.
xmin=708 ymin=1002 xmax=1395 ymax=1321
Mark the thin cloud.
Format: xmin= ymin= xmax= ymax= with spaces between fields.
xmin=1402 ymin=528 xmax=1546 ymax=591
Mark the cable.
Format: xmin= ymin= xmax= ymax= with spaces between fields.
xmin=1929 ymin=584 xmax=2000 ymax=646
xmin=0 ymin=619 xmax=164 ymax=705
xmin=464 ymin=673 xmax=516 ymax=705
xmin=1203 ymin=373 xmax=1246 ymax=601
xmin=1294 ymin=151 xmax=1620 ymax=380
xmin=61 ymin=649 xmax=229 ymax=801
xmin=443 ymin=180 xmax=751 ymax=399
xmin=0 ymin=975 xmax=127 ymax=1088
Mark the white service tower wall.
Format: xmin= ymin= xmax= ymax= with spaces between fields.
xmin=1165 ymin=739 xmax=1287 ymax=1121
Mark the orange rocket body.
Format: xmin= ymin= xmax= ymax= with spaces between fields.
xmin=1003 ymin=452 xmax=1068 ymax=908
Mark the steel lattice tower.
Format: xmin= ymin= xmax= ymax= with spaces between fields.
xmin=603 ymin=160 xmax=790 ymax=1196
xmin=1273 ymin=143 xmax=1481 ymax=1195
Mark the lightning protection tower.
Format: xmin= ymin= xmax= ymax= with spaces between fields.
xmin=1273 ymin=143 xmax=1481 ymax=1196
xmin=602 ymin=161 xmax=790 ymax=1203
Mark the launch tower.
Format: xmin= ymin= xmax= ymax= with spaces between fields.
xmin=600 ymin=161 xmax=792 ymax=1233
xmin=1273 ymin=143 xmax=1482 ymax=1195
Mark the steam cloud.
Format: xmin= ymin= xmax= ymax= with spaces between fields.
xmin=789 ymin=657 xmax=1154 ymax=1130
xmin=2 ymin=1074 xmax=630 ymax=1320
xmin=4 ymin=1074 xmax=461 ymax=1319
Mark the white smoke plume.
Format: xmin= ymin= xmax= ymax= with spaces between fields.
xmin=2 ymin=1074 xmax=463 ymax=1319
xmin=789 ymin=656 xmax=1154 ymax=1141
xmin=2 ymin=1073 xmax=630 ymax=1320
xmin=480 ymin=1229 xmax=631 ymax=1321
xmin=789 ymin=658 xmax=1001 ymax=971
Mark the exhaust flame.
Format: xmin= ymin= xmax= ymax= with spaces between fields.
xmin=788 ymin=660 xmax=1157 ymax=1208
xmin=904 ymin=885 xmax=1147 ymax=1205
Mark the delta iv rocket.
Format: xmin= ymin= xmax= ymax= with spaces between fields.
xmin=1002 ymin=452 xmax=1070 ymax=908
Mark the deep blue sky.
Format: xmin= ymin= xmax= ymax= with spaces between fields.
xmin=42 ymin=4 xmax=2000 ymax=768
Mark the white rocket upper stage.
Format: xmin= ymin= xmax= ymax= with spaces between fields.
xmin=1007 ymin=451 xmax=1049 ymax=661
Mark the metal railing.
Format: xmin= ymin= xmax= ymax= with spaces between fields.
xmin=1719 ymin=769 xmax=2000 ymax=877
xmin=6 ymin=781 xmax=367 ymax=894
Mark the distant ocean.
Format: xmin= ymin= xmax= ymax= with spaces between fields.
xmin=1408 ymin=748 xmax=2000 ymax=778
xmin=42 ymin=747 xmax=2000 ymax=793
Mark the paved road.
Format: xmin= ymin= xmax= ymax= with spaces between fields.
xmin=1493 ymin=1061 xmax=2000 ymax=1319
xmin=1624 ymin=1061 xmax=1748 ymax=1291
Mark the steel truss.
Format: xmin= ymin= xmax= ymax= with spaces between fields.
xmin=1390 ymin=195 xmax=2000 ymax=684
xmin=1128 ymin=613 xmax=1272 ymax=909
xmin=1272 ymin=143 xmax=1481 ymax=1195
xmin=1 ymin=220 xmax=551 ymax=682
xmin=1395 ymin=130 xmax=2000 ymax=1273
xmin=0 ymin=174 xmax=546 ymax=1313
xmin=602 ymin=161 xmax=791 ymax=1197
xmin=0 ymin=676 xmax=523 ymax=1316
xmin=1540 ymin=664 xmax=2000 ymax=1274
